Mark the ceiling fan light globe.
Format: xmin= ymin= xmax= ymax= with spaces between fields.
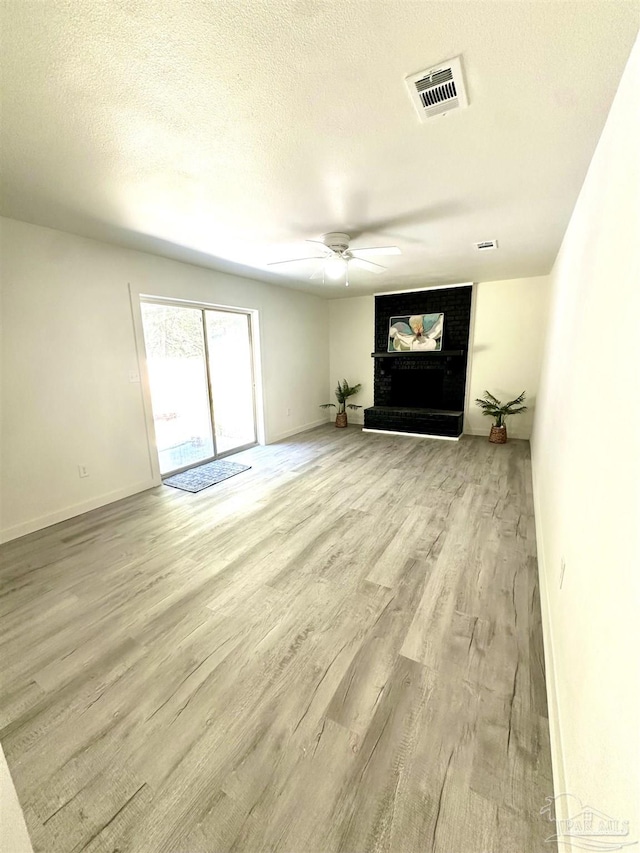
xmin=325 ymin=256 xmax=347 ymax=280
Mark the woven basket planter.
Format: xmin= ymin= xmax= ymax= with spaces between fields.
xmin=489 ymin=425 xmax=507 ymax=444
xmin=335 ymin=412 xmax=348 ymax=428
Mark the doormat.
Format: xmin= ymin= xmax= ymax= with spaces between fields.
xmin=163 ymin=460 xmax=251 ymax=493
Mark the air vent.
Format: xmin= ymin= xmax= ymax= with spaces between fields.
xmin=405 ymin=56 xmax=468 ymax=122
xmin=475 ymin=239 xmax=498 ymax=251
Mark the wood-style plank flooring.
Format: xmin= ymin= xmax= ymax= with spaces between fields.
xmin=0 ymin=426 xmax=553 ymax=852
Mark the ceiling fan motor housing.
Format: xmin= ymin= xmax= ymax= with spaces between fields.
xmin=267 ymin=233 xmax=399 ymax=281
xmin=322 ymin=232 xmax=351 ymax=254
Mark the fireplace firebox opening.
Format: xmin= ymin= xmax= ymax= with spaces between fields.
xmin=389 ymin=367 xmax=445 ymax=409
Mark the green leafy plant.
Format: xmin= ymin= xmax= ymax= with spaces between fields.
xmin=320 ymin=379 xmax=363 ymax=414
xmin=475 ymin=390 xmax=527 ymax=427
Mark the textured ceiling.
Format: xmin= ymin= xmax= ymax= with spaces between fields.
xmin=1 ymin=1 xmax=639 ymax=297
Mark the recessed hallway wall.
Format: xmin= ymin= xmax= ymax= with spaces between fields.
xmin=328 ymin=276 xmax=550 ymax=438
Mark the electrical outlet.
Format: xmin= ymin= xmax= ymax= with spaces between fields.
xmin=559 ymin=557 xmax=566 ymax=589
xmin=128 ymin=370 xmax=140 ymax=383
xmin=78 ymin=465 xmax=89 ymax=478
xmin=287 ymin=408 xmax=291 ymax=417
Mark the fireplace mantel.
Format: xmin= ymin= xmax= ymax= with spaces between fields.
xmin=370 ymin=350 xmax=465 ymax=358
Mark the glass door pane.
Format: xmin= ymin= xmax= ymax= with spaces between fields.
xmin=141 ymin=303 xmax=214 ymax=474
xmin=205 ymin=310 xmax=256 ymax=454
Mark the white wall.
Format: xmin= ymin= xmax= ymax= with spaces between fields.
xmin=531 ymin=33 xmax=639 ymax=840
xmin=328 ymin=280 xmax=550 ymax=437
xmin=0 ymin=218 xmax=329 ymax=542
xmin=328 ymin=296 xmax=375 ymax=424
xmin=466 ymin=276 xmax=550 ymax=439
xmin=0 ymin=745 xmax=33 ymax=853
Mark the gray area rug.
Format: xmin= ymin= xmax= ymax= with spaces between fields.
xmin=163 ymin=459 xmax=251 ymax=493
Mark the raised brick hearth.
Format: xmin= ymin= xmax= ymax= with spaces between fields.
xmin=364 ymin=285 xmax=472 ymax=438
xmin=364 ymin=406 xmax=464 ymax=437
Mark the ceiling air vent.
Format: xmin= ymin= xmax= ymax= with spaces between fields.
xmin=405 ymin=56 xmax=468 ymax=122
xmin=475 ymin=239 xmax=498 ymax=251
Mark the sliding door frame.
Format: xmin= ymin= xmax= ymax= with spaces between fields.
xmin=202 ymin=306 xmax=259 ymax=459
xmin=140 ymin=297 xmax=259 ymax=478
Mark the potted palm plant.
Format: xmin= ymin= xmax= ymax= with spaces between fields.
xmin=320 ymin=379 xmax=362 ymax=428
xmin=475 ymin=390 xmax=527 ymax=443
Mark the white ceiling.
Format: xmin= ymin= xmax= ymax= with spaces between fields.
xmin=1 ymin=1 xmax=638 ymax=298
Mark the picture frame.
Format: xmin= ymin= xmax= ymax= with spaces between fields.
xmin=388 ymin=313 xmax=444 ymax=352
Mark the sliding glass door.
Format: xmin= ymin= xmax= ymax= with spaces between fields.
xmin=205 ymin=310 xmax=257 ymax=454
xmin=141 ymin=303 xmax=214 ymax=474
xmin=141 ymin=301 xmax=257 ymax=476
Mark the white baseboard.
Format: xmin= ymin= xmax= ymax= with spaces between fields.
xmin=267 ymin=418 xmax=330 ymax=444
xmin=0 ymin=478 xmax=160 ymax=544
xmin=362 ymin=428 xmax=460 ymax=441
xmin=530 ymin=445 xmax=567 ymax=841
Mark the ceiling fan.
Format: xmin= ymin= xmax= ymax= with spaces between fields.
xmin=267 ymin=233 xmax=401 ymax=285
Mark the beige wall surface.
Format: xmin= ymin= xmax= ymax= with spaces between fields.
xmin=328 ymin=296 xmax=375 ymax=425
xmin=531 ymin=33 xmax=640 ymax=841
xmin=0 ymin=218 xmax=328 ymax=541
xmin=466 ymin=276 xmax=550 ymax=439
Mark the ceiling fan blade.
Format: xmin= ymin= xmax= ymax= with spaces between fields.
xmin=350 ymin=257 xmax=387 ymax=274
xmin=351 ymin=246 xmax=401 ymax=256
xmin=267 ymin=256 xmax=324 ymax=267
xmin=309 ymin=268 xmax=325 ymax=280
xmin=347 ymin=201 xmax=462 ymax=242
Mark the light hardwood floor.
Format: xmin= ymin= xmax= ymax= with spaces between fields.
xmin=0 ymin=426 xmax=553 ymax=853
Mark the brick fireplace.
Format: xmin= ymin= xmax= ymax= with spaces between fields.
xmin=364 ymin=285 xmax=472 ymax=438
